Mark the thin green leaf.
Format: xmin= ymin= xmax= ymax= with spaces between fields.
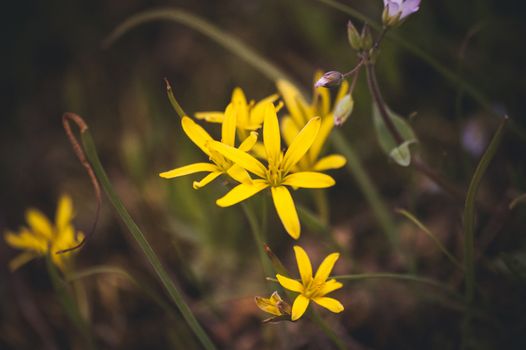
xmin=80 ymin=131 xmax=216 ymax=350
xmin=164 ymin=78 xmax=187 ymax=119
xmin=372 ymin=103 xmax=417 ymax=166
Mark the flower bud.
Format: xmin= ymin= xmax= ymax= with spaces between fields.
xmin=360 ymin=24 xmax=373 ymax=51
xmin=382 ymin=0 xmax=421 ymax=27
xmin=314 ymin=71 xmax=344 ymax=88
xmin=334 ymin=94 xmax=354 ymax=126
xmin=347 ymin=20 xmax=362 ymax=50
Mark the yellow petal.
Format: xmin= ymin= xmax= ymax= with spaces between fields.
xmin=271 ymin=186 xmax=300 ymax=239
xmin=55 ymin=194 xmax=73 ymax=230
xmin=181 ymin=116 xmax=214 ymax=156
xmin=226 ymin=164 xmax=252 ymax=184
xmin=216 ymin=180 xmax=268 ymax=207
xmin=312 ymin=297 xmax=344 ymax=313
xmin=231 ymin=87 xmax=249 ymax=125
xmin=194 ymin=111 xmax=224 ymax=123
xmin=314 ymin=253 xmax=340 ymax=284
xmin=276 ymin=274 xmax=303 ymax=293
xmin=313 ymin=154 xmax=347 ymax=171
xmin=291 ymin=294 xmax=310 ymax=321
xmin=282 ymin=172 xmax=335 ymax=188
xmin=317 ymin=279 xmax=343 ymax=296
xmin=255 ymin=296 xmax=282 ymax=316
xmin=25 ymin=209 xmax=53 ymax=239
xmin=250 ymin=94 xmax=279 ymax=126
xmin=249 ymin=142 xmax=267 ymax=160
xmin=5 ymin=229 xmax=48 ymax=252
xmin=309 ymin=113 xmax=334 ymax=162
xmin=293 ymin=245 xmax=313 ymax=285
xmin=159 ymin=163 xmax=219 ymax=179
xmin=238 ymin=131 xmax=258 ymax=152
xmin=282 ymin=117 xmax=321 ymax=173
xmin=221 ymin=103 xmax=237 ymax=147
xmin=263 ymin=103 xmax=281 ymax=164
xmin=209 ymin=141 xmax=267 ymax=178
xmin=280 ymin=116 xmax=300 ymax=147
xmin=276 ymin=80 xmax=309 ymax=126
xmin=193 ymin=171 xmax=222 ymax=189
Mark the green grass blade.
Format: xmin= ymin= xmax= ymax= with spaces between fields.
xmin=66 ymin=265 xmax=176 ymax=316
xmin=104 ymin=8 xmax=295 ymax=84
xmin=80 ymin=131 xmax=216 ymax=350
xmin=462 ymin=116 xmax=508 ymax=344
xmin=396 ymin=208 xmax=463 ymax=270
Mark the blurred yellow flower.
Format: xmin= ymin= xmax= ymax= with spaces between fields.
xmin=209 ymin=102 xmax=335 ymax=239
xmin=4 ymin=195 xmax=84 ymax=272
xmin=276 ymin=72 xmax=348 ymax=172
xmin=276 ymin=246 xmax=344 ymax=321
xmin=195 ymin=87 xmax=278 ymax=138
xmin=255 ymin=291 xmax=291 ymax=320
xmin=159 ymin=103 xmax=257 ymax=189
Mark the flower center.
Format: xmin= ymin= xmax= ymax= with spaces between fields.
xmin=266 ymin=162 xmax=284 ymax=186
xmin=303 ymin=279 xmax=323 ymax=298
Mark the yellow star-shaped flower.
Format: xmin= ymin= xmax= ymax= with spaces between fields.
xmin=276 ymin=246 xmax=344 ymax=321
xmin=160 ymin=103 xmax=257 ymax=189
xmin=208 ymin=102 xmax=335 ymax=239
xmin=4 ymin=195 xmax=84 ymax=271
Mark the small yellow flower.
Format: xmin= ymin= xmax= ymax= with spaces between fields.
xmin=276 ymin=246 xmax=344 ymax=321
xmin=277 ymin=72 xmax=348 ymax=172
xmin=208 ymin=103 xmax=335 ymax=239
xmin=159 ymin=103 xmax=257 ymax=189
xmin=4 ymin=195 xmax=84 ymax=271
xmin=195 ymin=87 xmax=278 ymax=138
xmin=255 ymin=291 xmax=291 ymax=321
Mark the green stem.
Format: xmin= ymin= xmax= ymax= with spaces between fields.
xmin=47 ymin=258 xmax=96 ymax=349
xmin=240 ymin=201 xmax=274 ymax=280
xmin=365 ymin=62 xmax=404 ymax=146
xmin=81 ymin=131 xmax=216 ymax=350
xmin=462 ymin=117 xmax=508 ymax=347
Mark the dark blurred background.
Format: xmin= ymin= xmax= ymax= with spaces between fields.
xmin=1 ymin=0 xmax=526 ymax=349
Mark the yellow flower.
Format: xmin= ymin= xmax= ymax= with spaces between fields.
xmin=4 ymin=195 xmax=84 ymax=272
xmin=276 ymin=72 xmax=348 ymax=172
xmin=195 ymin=87 xmax=278 ymax=138
xmin=276 ymin=246 xmax=344 ymax=321
xmin=159 ymin=103 xmax=257 ymax=189
xmin=255 ymin=291 xmax=291 ymax=321
xmin=208 ymin=102 xmax=335 ymax=239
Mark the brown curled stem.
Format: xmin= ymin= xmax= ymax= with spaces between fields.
xmin=57 ymin=113 xmax=101 ymax=254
